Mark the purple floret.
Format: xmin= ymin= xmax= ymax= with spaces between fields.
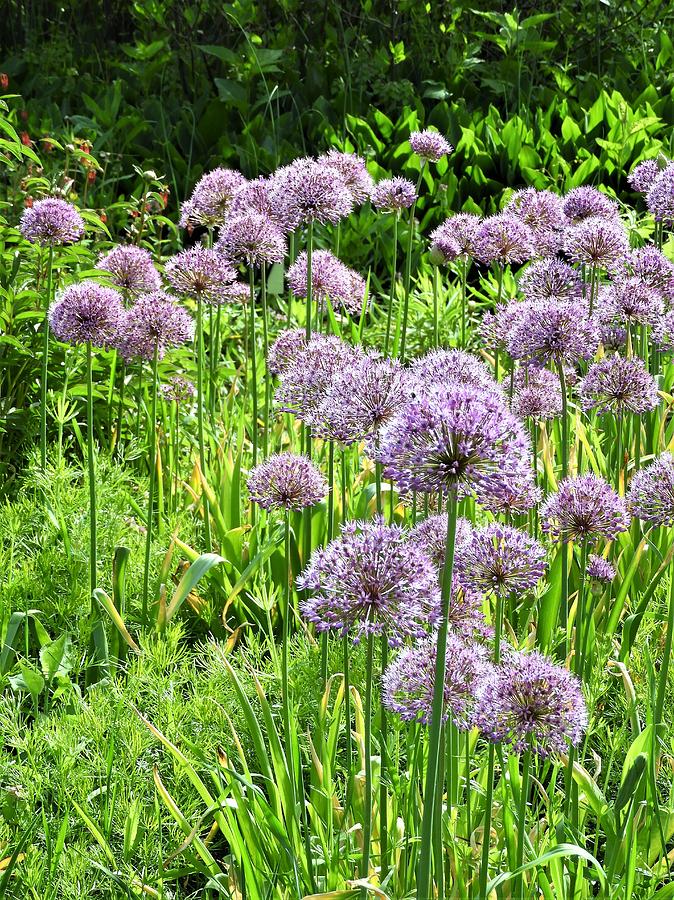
xmin=247 ymin=452 xmax=328 ymax=512
xmin=541 ymin=474 xmax=630 ymax=542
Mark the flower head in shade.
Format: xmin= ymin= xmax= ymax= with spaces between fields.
xmin=97 ymin=245 xmax=160 ymax=295
xmin=410 ymin=348 xmax=499 ymax=394
xmin=217 ymin=212 xmax=286 ymax=267
xmin=117 ymin=291 xmax=194 ymax=361
xmin=480 ymin=301 xmax=529 ymax=353
xmin=164 ymin=247 xmax=237 ymax=304
xmin=647 ymin=163 xmax=674 ymax=228
xmin=506 ymin=188 xmax=566 ymax=255
xmin=652 ymin=311 xmax=674 ymax=352
xmin=578 ymin=356 xmax=659 ymax=416
xmin=626 ymin=453 xmax=674 ymax=526
xmin=513 ymin=366 xmax=563 ymax=421
xmin=319 ymin=150 xmax=374 ymax=204
xmin=564 ymin=215 xmax=629 ymax=271
xmin=270 ymin=157 xmax=353 ymax=228
xmin=160 ymin=375 xmax=196 ymax=404
xmin=287 ymin=250 xmax=364 ymax=314
xmin=377 ymin=383 xmax=531 ymax=507
xmin=628 ymin=159 xmax=662 ymax=194
xmin=473 ymin=213 xmax=535 ymax=266
xmin=475 ymin=651 xmax=587 ymax=756
xmin=596 ymin=277 xmax=664 ymax=327
xmin=299 ymin=517 xmax=441 ymax=646
xmin=625 ymin=245 xmax=674 ymax=298
xmin=408 ymin=514 xmax=473 ymax=570
xmin=587 ymin=554 xmax=615 ymax=582
xmin=562 ymin=187 xmax=619 ymax=223
xmin=457 ymin=523 xmax=546 ymax=598
xmin=229 ymin=176 xmax=293 ymax=233
xmin=598 ymin=321 xmax=627 ymax=353
xmin=179 ymin=168 xmax=246 ymax=228
xmin=519 ymin=258 xmax=583 ymax=303
xmin=49 ymin=282 xmax=125 ymax=347
xmin=383 ymin=635 xmax=490 ymax=727
xmin=480 ymin=472 xmax=542 ymax=517
xmin=371 ymin=177 xmax=417 ymax=213
xmin=541 ymin=474 xmax=630 ymax=542
xmin=429 ymin=213 xmax=481 ymax=262
xmin=507 ymin=298 xmax=599 ymax=366
xmin=20 ymin=198 xmax=85 ymax=245
xmin=267 ymin=328 xmax=307 ymax=376
xmin=409 ymin=129 xmax=453 ymax=162
xmin=248 ymin=453 xmax=327 ymax=512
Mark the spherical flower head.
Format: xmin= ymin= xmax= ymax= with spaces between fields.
xmin=97 ymin=245 xmax=161 ymax=295
xmin=519 ymin=258 xmax=583 ymax=303
xmin=652 ymin=311 xmax=674 ymax=351
xmin=228 ymin=176 xmax=293 ymax=234
xmin=429 ymin=213 xmax=481 ymax=262
xmin=480 ymin=301 xmax=529 ymax=353
xmin=164 ymin=247 xmax=237 ymax=304
xmin=480 ymin=469 xmax=542 ymax=517
xmin=578 ymin=356 xmax=659 ymax=416
xmin=49 ymin=282 xmax=125 ymax=348
xmin=596 ymin=277 xmax=664 ymax=327
xmin=287 ymin=250 xmax=363 ymax=314
xmin=587 ymin=554 xmax=615 ymax=582
xmin=160 ymin=375 xmax=195 ymax=404
xmin=513 ymin=366 xmax=563 ymax=421
xmin=564 ymin=215 xmax=629 ymax=271
xmin=457 ymin=523 xmax=546 ymax=598
xmin=377 ymin=383 xmax=532 ymax=508
xmin=267 ymin=328 xmax=307 ymax=376
xmin=410 ymin=348 xmax=500 ymax=395
xmin=628 ymin=159 xmax=661 ymax=194
xmin=20 ymin=198 xmax=85 ymax=245
xmin=371 ymin=177 xmax=417 ymax=213
xmin=647 ymin=162 xmax=674 ymax=227
xmin=117 ymin=291 xmax=194 ymax=361
xmin=541 ymin=474 xmax=630 ymax=542
xmin=180 ymin=168 xmax=246 ymax=228
xmin=475 ymin=650 xmax=587 ymax=756
xmin=409 ymin=129 xmax=453 ymax=163
xmin=473 ymin=213 xmax=535 ymax=266
xmin=625 ymin=245 xmax=674 ymax=298
xmin=217 ymin=212 xmax=287 ymax=267
xmin=626 ymin=453 xmax=674 ymax=526
xmin=598 ymin=321 xmax=627 ymax=353
xmin=507 ymin=298 xmax=599 ymax=366
xmin=270 ymin=157 xmax=353 ymax=228
xmin=299 ymin=516 xmax=441 ymax=646
xmin=247 ymin=453 xmax=328 ymax=512
xmin=562 ymin=186 xmax=619 ymax=223
xmin=319 ymin=150 xmax=374 ymax=204
xmin=506 ymin=188 xmax=566 ymax=255
xmin=383 ymin=635 xmax=490 ymax=728
xmin=407 ymin=514 xmax=473 ymax=570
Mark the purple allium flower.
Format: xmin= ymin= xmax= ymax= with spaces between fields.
xmin=647 ymin=163 xmax=674 ymax=227
xmin=652 ymin=311 xmax=674 ymax=351
xmin=383 ymin=635 xmax=490 ymax=727
xmin=473 ymin=213 xmax=535 ymax=266
xmin=299 ymin=516 xmax=441 ymax=646
xmin=541 ymin=474 xmax=630 ymax=542
xmin=628 ymin=160 xmax=662 ymax=194
xmin=160 ymin=375 xmax=196 ymax=404
xmin=578 ymin=356 xmax=659 ymax=416
xmin=216 ymin=212 xmax=287 ymax=267
xmin=49 ymin=282 xmax=125 ymax=347
xmin=598 ymin=321 xmax=627 ymax=353
xmin=229 ymin=176 xmax=293 ymax=233
xmin=480 ymin=472 xmax=542 ymax=517
xmin=409 ymin=129 xmax=453 ymax=163
xmin=179 ymin=168 xmax=246 ymax=228
xmin=429 ymin=213 xmax=482 ymax=262
xmin=371 ymin=177 xmax=417 ymax=213
xmin=410 ymin=348 xmax=499 ymax=394
xmin=20 ymin=198 xmax=85 ymax=245
xmin=287 ymin=250 xmax=364 ymax=315
xmin=267 ymin=328 xmax=307 ymax=376
xmin=475 ymin=650 xmax=587 ymax=756
xmin=513 ymin=366 xmax=563 ymax=421
xmin=562 ymin=187 xmax=619 ymax=223
xmin=319 ymin=150 xmax=374 ymax=205
xmin=625 ymin=245 xmax=674 ymax=298
xmin=507 ymin=298 xmax=599 ymax=366
xmin=407 ymin=514 xmax=473 ymax=570
xmin=270 ymin=157 xmax=354 ymax=228
xmin=480 ymin=301 xmax=529 ymax=353
xmin=596 ymin=277 xmax=664 ymax=327
xmin=519 ymin=258 xmax=583 ymax=303
xmin=457 ymin=523 xmax=546 ymax=598
xmin=96 ymin=245 xmax=161 ymax=295
xmin=626 ymin=453 xmax=674 ymax=526
xmin=564 ymin=215 xmax=629 ymax=271
xmin=117 ymin=291 xmax=194 ymax=361
xmin=247 ymin=452 xmax=328 ymax=512
xmin=377 ymin=383 xmax=531 ymax=507
xmin=506 ymin=188 xmax=566 ymax=255
xmin=164 ymin=247 xmax=237 ymax=304
xmin=587 ymin=554 xmax=615 ymax=582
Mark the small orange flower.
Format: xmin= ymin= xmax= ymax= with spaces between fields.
xmin=0 ymin=73 xmax=9 ymax=89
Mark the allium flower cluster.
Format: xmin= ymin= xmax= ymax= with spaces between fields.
xmin=247 ymin=453 xmax=327 ymax=512
xmin=626 ymin=245 xmax=674 ymax=299
xmin=429 ymin=213 xmax=481 ymax=262
xmin=410 ymin=348 xmax=499 ymax=394
xmin=473 ymin=213 xmax=534 ymax=265
xmin=564 ymin=215 xmax=629 ymax=271
xmin=179 ymin=168 xmax=246 ymax=228
xmin=49 ymin=282 xmax=125 ymax=347
xmin=319 ymin=150 xmax=374 ymax=204
xmin=519 ymin=258 xmax=582 ymax=303
xmin=578 ymin=356 xmax=659 ymax=416
xmin=270 ymin=157 xmax=353 ymax=228
xmin=97 ymin=245 xmax=160 ymax=295
xmin=20 ymin=198 xmax=85 ymax=245
xmin=652 ymin=311 xmax=674 ymax=351
xmin=457 ymin=523 xmax=546 ymax=598
xmin=299 ymin=517 xmax=441 ymax=645
xmin=628 ymin=159 xmax=661 ymax=194
xmin=541 ymin=474 xmax=630 ymax=542
xmin=409 ymin=129 xmax=453 ymax=162
xmin=480 ymin=477 xmax=542 ymax=517
xmin=383 ymin=635 xmax=489 ymax=728
xmin=160 ymin=376 xmax=195 ymax=404
xmin=371 ymin=177 xmax=417 ymax=212
xmin=647 ymin=162 xmax=674 ymax=227
xmin=506 ymin=188 xmax=566 ymax=255
xmin=480 ymin=301 xmax=528 ymax=353
xmin=587 ymin=554 xmax=616 ymax=582
xmin=507 ymin=298 xmax=599 ymax=366
xmin=626 ymin=453 xmax=674 ymax=526
xmin=267 ymin=329 xmax=306 ymax=376
xmin=164 ymin=247 xmax=237 ymax=304
xmin=117 ymin=291 xmax=194 ymax=361
xmin=217 ymin=212 xmax=286 ymax=267
xmin=475 ymin=651 xmax=587 ymax=756
xmin=407 ymin=514 xmax=473 ymax=570
xmin=562 ymin=187 xmax=619 ymax=223
xmin=287 ymin=250 xmax=365 ymax=314
xmin=597 ymin=278 xmax=663 ymax=327
xmin=513 ymin=366 xmax=563 ymax=420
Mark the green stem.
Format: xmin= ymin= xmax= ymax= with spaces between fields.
xmin=40 ymin=246 xmax=54 ymax=470
xmin=361 ymin=631 xmax=375 ymax=884
xmin=261 ymin=264 xmax=270 ymax=459
xmin=196 ymin=295 xmax=212 ymax=550
xmin=558 ymin=361 xmax=569 ymax=637
xmin=249 ymin=267 xmax=259 ymax=475
xmin=380 ymin=636 xmax=389 ymax=882
xmin=432 ymin=265 xmax=439 ymax=348
xmin=282 ymin=512 xmax=295 ymax=787
xmin=400 ymin=168 xmax=424 ymax=362
xmin=384 ymin=214 xmax=399 ymax=356
xmin=305 ymin=221 xmax=314 ymax=340
xmin=328 ymin=440 xmax=335 ymax=542
xmin=576 ymin=535 xmax=589 ymax=681
xmin=515 ymin=744 xmax=532 ymax=898
xmin=142 ymin=343 xmax=159 ymax=624
xmin=655 ymin=555 xmax=674 ymax=725
xmin=461 ymin=256 xmax=468 ymax=349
